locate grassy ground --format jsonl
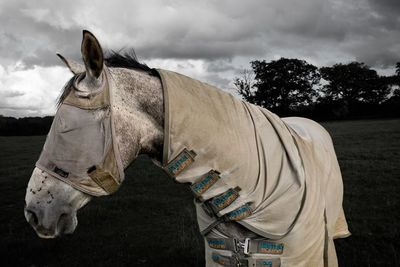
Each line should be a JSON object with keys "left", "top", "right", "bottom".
{"left": 0, "top": 119, "right": 399, "bottom": 266}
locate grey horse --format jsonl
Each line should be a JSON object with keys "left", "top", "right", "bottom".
{"left": 25, "top": 30, "right": 349, "bottom": 267}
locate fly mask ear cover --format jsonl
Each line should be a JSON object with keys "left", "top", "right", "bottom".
{"left": 36, "top": 67, "right": 125, "bottom": 196}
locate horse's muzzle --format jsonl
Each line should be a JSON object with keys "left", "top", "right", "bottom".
{"left": 24, "top": 205, "right": 77, "bottom": 238}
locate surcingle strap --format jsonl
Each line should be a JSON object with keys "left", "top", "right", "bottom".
{"left": 164, "top": 148, "right": 196, "bottom": 177}
{"left": 207, "top": 238, "right": 238, "bottom": 252}
{"left": 200, "top": 203, "right": 253, "bottom": 236}
{"left": 211, "top": 253, "right": 281, "bottom": 267}
{"left": 207, "top": 237, "right": 284, "bottom": 255}
{"left": 164, "top": 148, "right": 251, "bottom": 237}
{"left": 190, "top": 170, "right": 221, "bottom": 197}
{"left": 211, "top": 253, "right": 242, "bottom": 267}
{"left": 201, "top": 187, "right": 241, "bottom": 217}
{"left": 209, "top": 187, "right": 241, "bottom": 212}
{"left": 88, "top": 165, "right": 120, "bottom": 194}
{"left": 251, "top": 241, "right": 284, "bottom": 255}
{"left": 208, "top": 238, "right": 283, "bottom": 267}
{"left": 224, "top": 203, "right": 253, "bottom": 221}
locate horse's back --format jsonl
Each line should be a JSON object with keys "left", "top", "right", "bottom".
{"left": 282, "top": 116, "right": 350, "bottom": 239}
{"left": 282, "top": 117, "right": 332, "bottom": 147}
{"left": 282, "top": 117, "right": 338, "bottom": 177}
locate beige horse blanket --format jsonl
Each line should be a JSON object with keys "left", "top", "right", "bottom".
{"left": 158, "top": 69, "right": 350, "bottom": 267}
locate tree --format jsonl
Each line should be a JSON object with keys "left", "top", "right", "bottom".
{"left": 320, "top": 62, "right": 390, "bottom": 105}
{"left": 234, "top": 69, "right": 254, "bottom": 103}
{"left": 235, "top": 58, "right": 320, "bottom": 115}
{"left": 394, "top": 62, "right": 400, "bottom": 87}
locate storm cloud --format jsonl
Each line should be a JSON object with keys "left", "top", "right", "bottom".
{"left": 0, "top": 0, "right": 399, "bottom": 117}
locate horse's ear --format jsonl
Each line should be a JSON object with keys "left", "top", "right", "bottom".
{"left": 81, "top": 30, "right": 104, "bottom": 79}
{"left": 56, "top": 53, "right": 85, "bottom": 75}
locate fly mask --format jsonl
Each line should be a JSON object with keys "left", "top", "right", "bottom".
{"left": 36, "top": 67, "right": 125, "bottom": 196}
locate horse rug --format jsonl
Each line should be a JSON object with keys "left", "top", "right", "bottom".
{"left": 158, "top": 69, "right": 350, "bottom": 267}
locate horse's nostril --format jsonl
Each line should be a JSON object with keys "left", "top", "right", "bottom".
{"left": 59, "top": 213, "right": 68, "bottom": 223}
{"left": 26, "top": 209, "right": 39, "bottom": 226}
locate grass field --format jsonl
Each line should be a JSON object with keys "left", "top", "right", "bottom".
{"left": 0, "top": 119, "right": 399, "bottom": 267}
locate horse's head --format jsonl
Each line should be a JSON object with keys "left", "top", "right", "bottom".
{"left": 24, "top": 30, "right": 163, "bottom": 238}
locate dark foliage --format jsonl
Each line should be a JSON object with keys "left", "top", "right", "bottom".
{"left": 0, "top": 116, "right": 53, "bottom": 136}
{"left": 233, "top": 69, "right": 254, "bottom": 102}
{"left": 320, "top": 62, "right": 390, "bottom": 105}
{"left": 236, "top": 58, "right": 400, "bottom": 120}
{"left": 235, "top": 58, "right": 320, "bottom": 116}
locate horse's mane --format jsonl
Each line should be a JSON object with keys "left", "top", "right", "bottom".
{"left": 57, "top": 49, "right": 157, "bottom": 106}
{"left": 105, "top": 49, "right": 157, "bottom": 75}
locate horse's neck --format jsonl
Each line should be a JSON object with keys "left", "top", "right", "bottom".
{"left": 108, "top": 68, "right": 260, "bottom": 240}
{"left": 110, "top": 68, "right": 164, "bottom": 168}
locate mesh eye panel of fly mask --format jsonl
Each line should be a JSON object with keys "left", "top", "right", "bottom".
{"left": 36, "top": 67, "right": 125, "bottom": 196}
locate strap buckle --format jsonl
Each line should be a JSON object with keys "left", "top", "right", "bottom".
{"left": 237, "top": 238, "right": 250, "bottom": 255}
{"left": 243, "top": 238, "right": 250, "bottom": 255}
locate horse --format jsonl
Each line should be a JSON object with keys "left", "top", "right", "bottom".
{"left": 24, "top": 30, "right": 350, "bottom": 267}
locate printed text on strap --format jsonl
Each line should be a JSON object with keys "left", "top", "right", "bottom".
{"left": 207, "top": 237, "right": 284, "bottom": 256}
{"left": 163, "top": 148, "right": 196, "bottom": 177}
{"left": 190, "top": 169, "right": 221, "bottom": 197}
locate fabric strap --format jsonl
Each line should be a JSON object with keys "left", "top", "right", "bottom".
{"left": 208, "top": 238, "right": 283, "bottom": 267}
{"left": 163, "top": 147, "right": 253, "bottom": 236}
{"left": 163, "top": 148, "right": 196, "bottom": 177}
{"left": 201, "top": 187, "right": 241, "bottom": 216}
{"left": 63, "top": 72, "right": 109, "bottom": 109}
{"left": 211, "top": 253, "right": 281, "bottom": 267}
{"left": 190, "top": 170, "right": 221, "bottom": 197}
{"left": 207, "top": 238, "right": 238, "bottom": 252}
{"left": 200, "top": 203, "right": 253, "bottom": 236}
{"left": 207, "top": 238, "right": 284, "bottom": 255}
{"left": 87, "top": 141, "right": 121, "bottom": 194}
{"left": 248, "top": 240, "right": 284, "bottom": 255}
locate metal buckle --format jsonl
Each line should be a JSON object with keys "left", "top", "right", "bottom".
{"left": 236, "top": 238, "right": 250, "bottom": 255}
{"left": 243, "top": 238, "right": 250, "bottom": 255}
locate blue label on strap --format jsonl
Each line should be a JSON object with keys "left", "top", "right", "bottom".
{"left": 259, "top": 242, "right": 284, "bottom": 255}
{"left": 256, "top": 259, "right": 273, "bottom": 267}
{"left": 225, "top": 203, "right": 252, "bottom": 221}
{"left": 164, "top": 149, "right": 195, "bottom": 177}
{"left": 190, "top": 170, "right": 220, "bottom": 196}
{"left": 256, "top": 258, "right": 281, "bottom": 267}
{"left": 210, "top": 188, "right": 239, "bottom": 211}
{"left": 207, "top": 239, "right": 227, "bottom": 249}
{"left": 211, "top": 253, "right": 230, "bottom": 266}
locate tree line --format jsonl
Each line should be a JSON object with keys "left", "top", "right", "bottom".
{"left": 1, "top": 59, "right": 399, "bottom": 135}
{"left": 234, "top": 58, "right": 400, "bottom": 120}
{"left": 0, "top": 116, "right": 53, "bottom": 136}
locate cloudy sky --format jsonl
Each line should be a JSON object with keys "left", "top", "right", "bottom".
{"left": 0, "top": 0, "right": 399, "bottom": 117}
